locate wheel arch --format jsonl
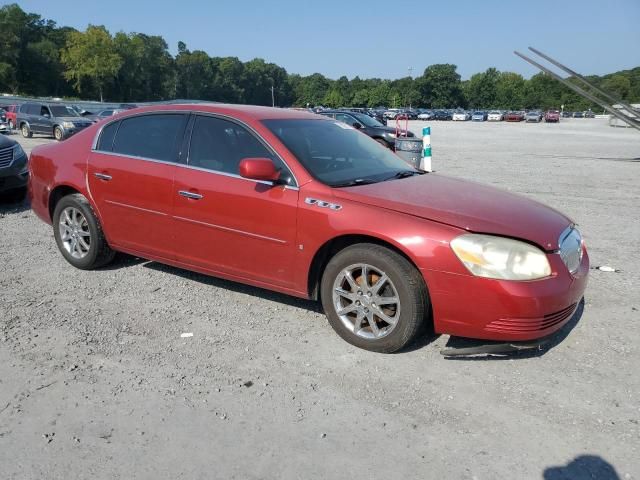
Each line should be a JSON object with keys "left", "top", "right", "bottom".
{"left": 306, "top": 233, "right": 422, "bottom": 300}
{"left": 48, "top": 184, "right": 82, "bottom": 221}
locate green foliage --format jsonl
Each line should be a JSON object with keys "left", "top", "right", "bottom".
{"left": 61, "top": 25, "right": 122, "bottom": 101}
{"left": 1, "top": 3, "right": 638, "bottom": 110}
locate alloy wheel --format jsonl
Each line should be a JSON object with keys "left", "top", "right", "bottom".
{"left": 59, "top": 206, "right": 91, "bottom": 259}
{"left": 332, "top": 263, "right": 401, "bottom": 339}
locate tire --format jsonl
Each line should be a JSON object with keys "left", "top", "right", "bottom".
{"left": 320, "top": 243, "right": 430, "bottom": 353}
{"left": 53, "top": 126, "right": 64, "bottom": 141}
{"left": 52, "top": 193, "right": 115, "bottom": 270}
{"left": 21, "top": 124, "right": 32, "bottom": 138}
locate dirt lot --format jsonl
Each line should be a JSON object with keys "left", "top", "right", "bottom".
{"left": 1, "top": 119, "right": 639, "bottom": 479}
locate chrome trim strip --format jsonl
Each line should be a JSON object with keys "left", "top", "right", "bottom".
{"left": 90, "top": 109, "right": 300, "bottom": 188}
{"left": 104, "top": 199, "right": 168, "bottom": 216}
{"left": 91, "top": 150, "right": 299, "bottom": 191}
{"left": 173, "top": 215, "right": 287, "bottom": 245}
{"left": 304, "top": 197, "right": 342, "bottom": 211}
{"left": 93, "top": 172, "right": 112, "bottom": 180}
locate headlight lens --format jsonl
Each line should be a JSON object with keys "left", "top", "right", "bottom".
{"left": 451, "top": 234, "right": 551, "bottom": 280}
{"left": 62, "top": 121, "right": 74, "bottom": 128}
{"left": 13, "top": 143, "right": 25, "bottom": 160}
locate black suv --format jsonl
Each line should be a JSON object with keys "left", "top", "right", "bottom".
{"left": 0, "top": 135, "right": 28, "bottom": 199}
{"left": 17, "top": 103, "right": 93, "bottom": 141}
{"left": 319, "top": 110, "right": 414, "bottom": 148}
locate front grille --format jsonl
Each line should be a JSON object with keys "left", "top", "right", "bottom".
{"left": 486, "top": 303, "right": 577, "bottom": 334}
{"left": 559, "top": 227, "right": 583, "bottom": 274}
{"left": 0, "top": 146, "right": 13, "bottom": 168}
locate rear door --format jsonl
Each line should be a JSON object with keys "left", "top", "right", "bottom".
{"left": 172, "top": 114, "right": 299, "bottom": 288}
{"left": 87, "top": 113, "right": 188, "bottom": 260}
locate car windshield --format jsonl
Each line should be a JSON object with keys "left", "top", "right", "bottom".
{"left": 351, "top": 112, "right": 383, "bottom": 127}
{"left": 473, "top": 112, "right": 484, "bottom": 115}
{"left": 262, "top": 119, "right": 418, "bottom": 187}
{"left": 49, "top": 105, "right": 79, "bottom": 117}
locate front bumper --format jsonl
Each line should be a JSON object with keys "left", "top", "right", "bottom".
{"left": 61, "top": 124, "right": 91, "bottom": 138}
{"left": 0, "top": 153, "right": 28, "bottom": 192}
{"left": 422, "top": 247, "right": 589, "bottom": 341}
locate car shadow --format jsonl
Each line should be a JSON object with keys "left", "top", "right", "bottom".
{"left": 142, "top": 261, "right": 321, "bottom": 314}
{"left": 0, "top": 196, "right": 30, "bottom": 214}
{"left": 441, "top": 298, "right": 585, "bottom": 361}
{"left": 543, "top": 455, "right": 620, "bottom": 479}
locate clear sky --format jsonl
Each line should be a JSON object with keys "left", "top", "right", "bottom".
{"left": 13, "top": 0, "right": 640, "bottom": 80}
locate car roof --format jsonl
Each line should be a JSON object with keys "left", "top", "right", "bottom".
{"left": 116, "top": 103, "right": 322, "bottom": 122}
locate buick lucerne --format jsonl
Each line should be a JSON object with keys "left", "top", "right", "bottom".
{"left": 29, "top": 105, "right": 588, "bottom": 353}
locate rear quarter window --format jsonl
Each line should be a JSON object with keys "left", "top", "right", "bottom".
{"left": 96, "top": 121, "right": 120, "bottom": 152}
{"left": 111, "top": 114, "right": 186, "bottom": 162}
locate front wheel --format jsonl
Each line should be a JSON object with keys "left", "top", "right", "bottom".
{"left": 21, "top": 124, "right": 32, "bottom": 138}
{"left": 54, "top": 126, "right": 64, "bottom": 141}
{"left": 321, "top": 244, "right": 430, "bottom": 353}
{"left": 52, "top": 193, "right": 115, "bottom": 269}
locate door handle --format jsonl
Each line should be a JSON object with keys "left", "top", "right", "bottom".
{"left": 94, "top": 172, "right": 112, "bottom": 181}
{"left": 179, "top": 190, "right": 203, "bottom": 200}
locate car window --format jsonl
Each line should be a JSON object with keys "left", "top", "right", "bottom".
{"left": 26, "top": 104, "right": 40, "bottom": 115}
{"left": 96, "top": 121, "right": 120, "bottom": 152}
{"left": 100, "top": 110, "right": 113, "bottom": 117}
{"left": 112, "top": 114, "right": 186, "bottom": 162}
{"left": 335, "top": 113, "right": 356, "bottom": 126}
{"left": 40, "top": 106, "right": 50, "bottom": 117}
{"left": 188, "top": 115, "right": 291, "bottom": 181}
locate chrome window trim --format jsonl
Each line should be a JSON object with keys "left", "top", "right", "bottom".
{"left": 91, "top": 109, "right": 299, "bottom": 188}
{"left": 90, "top": 150, "right": 299, "bottom": 191}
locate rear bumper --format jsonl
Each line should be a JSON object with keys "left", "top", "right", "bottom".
{"left": 422, "top": 248, "right": 589, "bottom": 341}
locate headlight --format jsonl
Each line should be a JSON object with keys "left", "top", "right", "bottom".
{"left": 451, "top": 234, "right": 551, "bottom": 280}
{"left": 13, "top": 143, "right": 25, "bottom": 160}
{"left": 62, "top": 121, "right": 74, "bottom": 128}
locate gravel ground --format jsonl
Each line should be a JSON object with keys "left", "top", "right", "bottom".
{"left": 1, "top": 119, "right": 639, "bottom": 479}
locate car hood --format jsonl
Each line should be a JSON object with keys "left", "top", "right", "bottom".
{"left": 333, "top": 174, "right": 571, "bottom": 250}
{"left": 58, "top": 116, "right": 92, "bottom": 123}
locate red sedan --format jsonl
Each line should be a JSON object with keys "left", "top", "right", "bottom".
{"left": 505, "top": 111, "right": 525, "bottom": 122}
{"left": 28, "top": 104, "right": 588, "bottom": 353}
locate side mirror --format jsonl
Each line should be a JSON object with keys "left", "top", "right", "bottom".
{"left": 239, "top": 157, "right": 281, "bottom": 182}
{"left": 352, "top": 122, "right": 363, "bottom": 129}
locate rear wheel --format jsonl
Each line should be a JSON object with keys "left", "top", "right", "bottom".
{"left": 52, "top": 193, "right": 115, "bottom": 270}
{"left": 21, "top": 124, "right": 32, "bottom": 138}
{"left": 321, "top": 243, "right": 430, "bottom": 353}
{"left": 53, "top": 126, "right": 64, "bottom": 141}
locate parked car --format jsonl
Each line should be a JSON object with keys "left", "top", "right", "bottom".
{"left": 432, "top": 110, "right": 452, "bottom": 121}
{"left": 17, "top": 102, "right": 93, "bottom": 141}
{"left": 452, "top": 111, "right": 471, "bottom": 121}
{"left": 505, "top": 111, "right": 525, "bottom": 122}
{"left": 471, "top": 111, "right": 487, "bottom": 121}
{"left": 28, "top": 104, "right": 589, "bottom": 353}
{"left": 525, "top": 111, "right": 543, "bottom": 123}
{"left": 561, "top": 111, "right": 573, "bottom": 118}
{"left": 4, "top": 104, "right": 18, "bottom": 129}
{"left": 487, "top": 110, "right": 504, "bottom": 121}
{"left": 85, "top": 109, "right": 128, "bottom": 123}
{"left": 320, "top": 110, "right": 414, "bottom": 148}
{"left": 417, "top": 111, "right": 433, "bottom": 120}
{"left": 383, "top": 109, "right": 402, "bottom": 120}
{"left": 0, "top": 134, "right": 28, "bottom": 200}
{"left": 544, "top": 110, "right": 560, "bottom": 123}
{"left": 573, "top": 111, "right": 584, "bottom": 118}
{"left": 584, "top": 110, "right": 595, "bottom": 118}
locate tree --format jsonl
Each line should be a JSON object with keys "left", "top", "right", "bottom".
{"left": 495, "top": 72, "right": 525, "bottom": 109}
{"left": 418, "top": 64, "right": 465, "bottom": 108}
{"left": 465, "top": 67, "right": 499, "bottom": 108}
{"left": 61, "top": 25, "right": 122, "bottom": 101}
{"left": 601, "top": 74, "right": 631, "bottom": 101}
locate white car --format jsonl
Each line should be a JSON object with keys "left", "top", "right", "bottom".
{"left": 452, "top": 111, "right": 470, "bottom": 121}
{"left": 383, "top": 109, "right": 402, "bottom": 119}
{"left": 417, "top": 111, "right": 433, "bottom": 120}
{"left": 487, "top": 110, "right": 504, "bottom": 121}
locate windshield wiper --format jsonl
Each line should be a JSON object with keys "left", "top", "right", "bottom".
{"left": 332, "top": 178, "right": 380, "bottom": 188}
{"left": 382, "top": 170, "right": 423, "bottom": 181}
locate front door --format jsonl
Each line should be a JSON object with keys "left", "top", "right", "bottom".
{"left": 172, "top": 115, "right": 299, "bottom": 289}
{"left": 87, "top": 113, "right": 188, "bottom": 260}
